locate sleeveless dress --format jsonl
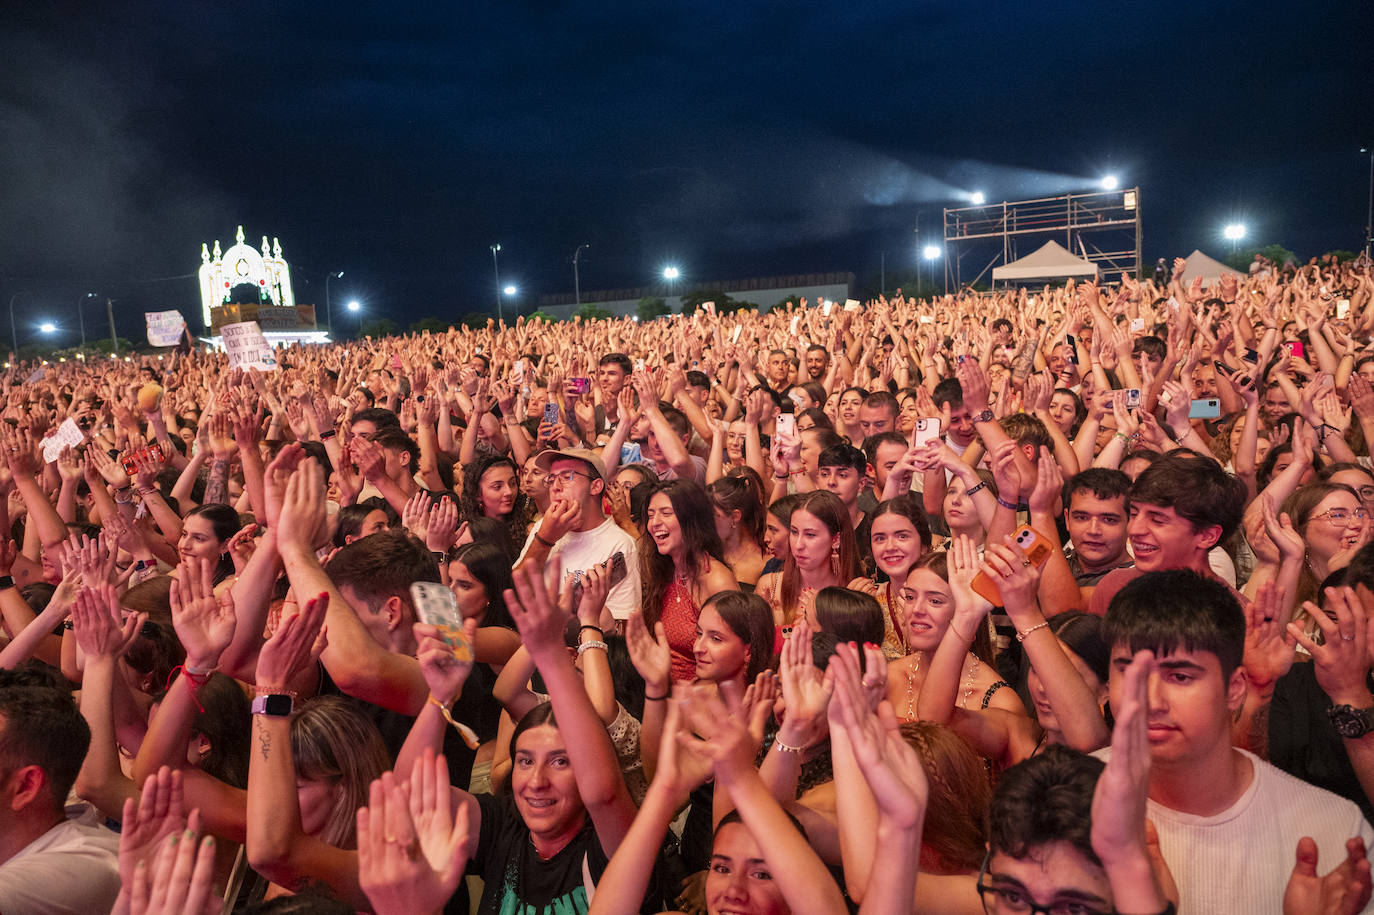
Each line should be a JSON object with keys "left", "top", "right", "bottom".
{"left": 660, "top": 579, "right": 701, "bottom": 683}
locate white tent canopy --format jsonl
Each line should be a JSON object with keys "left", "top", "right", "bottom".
{"left": 992, "top": 240, "right": 1099, "bottom": 283}
{"left": 1178, "top": 249, "right": 1244, "bottom": 286}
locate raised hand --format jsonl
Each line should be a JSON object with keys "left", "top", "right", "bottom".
{"left": 275, "top": 458, "right": 327, "bottom": 552}
{"left": 118, "top": 767, "right": 191, "bottom": 891}
{"left": 357, "top": 751, "right": 472, "bottom": 915}
{"left": 828, "top": 643, "right": 928, "bottom": 829}
{"left": 1242, "top": 580, "right": 1297, "bottom": 692}
{"left": 980, "top": 539, "right": 1043, "bottom": 617}
{"left": 401, "top": 491, "right": 434, "bottom": 541}
{"left": 255, "top": 591, "right": 328, "bottom": 691}
{"left": 505, "top": 559, "right": 571, "bottom": 657}
{"left": 1026, "top": 445, "right": 1064, "bottom": 515}
{"left": 127, "top": 823, "right": 218, "bottom": 915}
{"left": 1283, "top": 837, "right": 1373, "bottom": 915}
{"left": 1289, "top": 587, "right": 1374, "bottom": 709}
{"left": 625, "top": 610, "right": 671, "bottom": 693}
{"left": 776, "top": 619, "right": 833, "bottom": 749}
{"left": 169, "top": 556, "right": 236, "bottom": 671}
{"left": 414, "top": 617, "right": 478, "bottom": 706}
{"left": 72, "top": 583, "right": 144, "bottom": 660}
{"left": 425, "top": 496, "right": 459, "bottom": 554}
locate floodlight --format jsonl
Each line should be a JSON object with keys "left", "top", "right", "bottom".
{"left": 503, "top": 285, "right": 517, "bottom": 295}
{"left": 970, "top": 192, "right": 986, "bottom": 205}
{"left": 662, "top": 267, "right": 680, "bottom": 280}
{"left": 1223, "top": 223, "right": 1246, "bottom": 241}
{"left": 346, "top": 300, "right": 361, "bottom": 312}
{"left": 1101, "top": 175, "right": 1119, "bottom": 190}
{"left": 39, "top": 322, "right": 56, "bottom": 333}
{"left": 923, "top": 245, "right": 942, "bottom": 260}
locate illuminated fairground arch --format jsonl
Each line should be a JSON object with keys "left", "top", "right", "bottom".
{"left": 197, "top": 226, "right": 297, "bottom": 328}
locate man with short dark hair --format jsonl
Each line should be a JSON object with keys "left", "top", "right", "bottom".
{"left": 1062, "top": 468, "right": 1134, "bottom": 593}
{"left": 1088, "top": 450, "right": 1248, "bottom": 616}
{"left": 858, "top": 391, "right": 899, "bottom": 439}
{"left": 594, "top": 353, "right": 634, "bottom": 433}
{"left": 0, "top": 683, "right": 120, "bottom": 913}
{"left": 1101, "top": 571, "right": 1374, "bottom": 913}
{"left": 804, "top": 344, "right": 830, "bottom": 382}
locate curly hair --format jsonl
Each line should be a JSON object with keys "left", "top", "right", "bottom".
{"left": 460, "top": 453, "right": 533, "bottom": 544}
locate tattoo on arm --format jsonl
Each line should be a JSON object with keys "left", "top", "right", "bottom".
{"left": 204, "top": 458, "right": 231, "bottom": 506}
{"left": 257, "top": 726, "right": 271, "bottom": 761}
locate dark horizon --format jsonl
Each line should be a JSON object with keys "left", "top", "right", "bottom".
{"left": 2, "top": 1, "right": 1371, "bottom": 341}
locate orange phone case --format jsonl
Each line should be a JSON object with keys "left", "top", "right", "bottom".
{"left": 970, "top": 525, "right": 1054, "bottom": 606}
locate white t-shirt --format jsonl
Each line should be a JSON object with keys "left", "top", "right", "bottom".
{"left": 518, "top": 516, "right": 641, "bottom": 622}
{"left": 1094, "top": 747, "right": 1374, "bottom": 914}
{"left": 0, "top": 809, "right": 121, "bottom": 915}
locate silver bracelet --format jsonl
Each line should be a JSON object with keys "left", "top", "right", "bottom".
{"left": 576, "top": 640, "right": 608, "bottom": 655}
{"left": 772, "top": 735, "right": 805, "bottom": 754}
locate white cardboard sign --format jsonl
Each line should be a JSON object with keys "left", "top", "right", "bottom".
{"left": 221, "top": 321, "right": 278, "bottom": 372}
{"left": 145, "top": 310, "right": 186, "bottom": 347}
{"left": 41, "top": 418, "right": 85, "bottom": 463}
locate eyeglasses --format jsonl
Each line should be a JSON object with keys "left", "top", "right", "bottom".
{"left": 1357, "top": 486, "right": 1374, "bottom": 503}
{"left": 975, "top": 853, "right": 1109, "bottom": 915}
{"left": 1308, "top": 507, "right": 1369, "bottom": 527}
{"left": 543, "top": 469, "right": 591, "bottom": 487}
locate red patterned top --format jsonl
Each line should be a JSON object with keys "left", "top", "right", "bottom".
{"left": 661, "top": 579, "right": 701, "bottom": 683}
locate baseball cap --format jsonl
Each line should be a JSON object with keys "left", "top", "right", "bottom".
{"left": 533, "top": 447, "right": 607, "bottom": 482}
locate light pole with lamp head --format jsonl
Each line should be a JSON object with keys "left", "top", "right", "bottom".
{"left": 573, "top": 244, "right": 590, "bottom": 307}
{"left": 490, "top": 245, "right": 503, "bottom": 323}
{"left": 7, "top": 293, "right": 20, "bottom": 353}
{"left": 325, "top": 270, "right": 343, "bottom": 336}
{"left": 77, "top": 292, "right": 96, "bottom": 347}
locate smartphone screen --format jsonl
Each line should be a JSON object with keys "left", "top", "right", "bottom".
{"left": 1065, "top": 335, "right": 1079, "bottom": 364}
{"left": 409, "top": 582, "right": 474, "bottom": 662}
{"left": 1124, "top": 389, "right": 1141, "bottom": 410}
{"left": 542, "top": 402, "right": 560, "bottom": 426}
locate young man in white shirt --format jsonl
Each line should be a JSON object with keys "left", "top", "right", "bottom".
{"left": 1100, "top": 570, "right": 1374, "bottom": 914}
{"left": 518, "top": 448, "right": 640, "bottom": 627}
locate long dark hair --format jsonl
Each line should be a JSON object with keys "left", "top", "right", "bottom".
{"left": 184, "top": 503, "right": 240, "bottom": 583}
{"left": 460, "top": 453, "right": 532, "bottom": 544}
{"left": 702, "top": 591, "right": 775, "bottom": 684}
{"left": 708, "top": 472, "right": 766, "bottom": 546}
{"left": 448, "top": 541, "right": 516, "bottom": 630}
{"left": 780, "top": 490, "right": 856, "bottom": 618}
{"left": 641, "top": 480, "right": 727, "bottom": 629}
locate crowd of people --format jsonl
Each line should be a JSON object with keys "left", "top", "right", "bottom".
{"left": 2, "top": 253, "right": 1374, "bottom": 914}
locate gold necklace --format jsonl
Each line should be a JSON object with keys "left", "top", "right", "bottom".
{"left": 903, "top": 653, "right": 924, "bottom": 720}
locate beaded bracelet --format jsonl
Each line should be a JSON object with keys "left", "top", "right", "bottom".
{"left": 1016, "top": 621, "right": 1050, "bottom": 643}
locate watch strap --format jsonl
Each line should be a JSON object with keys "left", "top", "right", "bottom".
{"left": 0, "top": 575, "right": 14, "bottom": 591}
{"left": 251, "top": 694, "right": 295, "bottom": 717}
{"left": 1328, "top": 703, "right": 1374, "bottom": 738}
{"left": 972, "top": 409, "right": 995, "bottom": 424}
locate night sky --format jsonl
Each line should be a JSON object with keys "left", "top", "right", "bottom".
{"left": 2, "top": 0, "right": 1371, "bottom": 338}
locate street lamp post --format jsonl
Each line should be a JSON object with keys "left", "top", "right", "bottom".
{"left": 77, "top": 292, "right": 96, "bottom": 347}
{"left": 573, "top": 244, "right": 590, "bottom": 307}
{"left": 1362, "top": 147, "right": 1372, "bottom": 261}
{"left": 490, "top": 244, "right": 503, "bottom": 323}
{"left": 325, "top": 270, "right": 343, "bottom": 336}
{"left": 7, "top": 293, "right": 20, "bottom": 352}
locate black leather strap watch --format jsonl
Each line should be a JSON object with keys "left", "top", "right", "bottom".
{"left": 1328, "top": 704, "right": 1374, "bottom": 739}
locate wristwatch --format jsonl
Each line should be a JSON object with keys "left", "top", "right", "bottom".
{"left": 1328, "top": 704, "right": 1374, "bottom": 739}
{"left": 251, "top": 694, "right": 294, "bottom": 717}
{"left": 972, "top": 408, "right": 995, "bottom": 424}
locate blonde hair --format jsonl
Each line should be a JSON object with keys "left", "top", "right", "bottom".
{"left": 290, "top": 696, "right": 391, "bottom": 848}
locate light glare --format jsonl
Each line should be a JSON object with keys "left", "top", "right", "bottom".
{"left": 970, "top": 191, "right": 986, "bottom": 205}
{"left": 662, "top": 266, "right": 680, "bottom": 280}
{"left": 1223, "top": 223, "right": 1246, "bottom": 240}
{"left": 39, "top": 322, "right": 56, "bottom": 333}
{"left": 503, "top": 285, "right": 517, "bottom": 295}
{"left": 346, "top": 300, "right": 361, "bottom": 312}
{"left": 922, "top": 244, "right": 942, "bottom": 261}
{"left": 1101, "top": 175, "right": 1119, "bottom": 190}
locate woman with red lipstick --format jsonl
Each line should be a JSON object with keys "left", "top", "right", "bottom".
{"left": 640, "top": 480, "right": 740, "bottom": 684}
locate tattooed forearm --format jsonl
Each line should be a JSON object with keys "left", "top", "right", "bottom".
{"left": 257, "top": 725, "right": 272, "bottom": 761}
{"left": 204, "top": 459, "right": 231, "bottom": 506}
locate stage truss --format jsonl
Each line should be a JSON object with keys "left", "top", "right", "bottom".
{"left": 941, "top": 188, "right": 1142, "bottom": 290}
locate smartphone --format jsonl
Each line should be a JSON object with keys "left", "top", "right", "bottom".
{"left": 911, "top": 417, "right": 940, "bottom": 448}
{"left": 409, "top": 582, "right": 474, "bottom": 662}
{"left": 1285, "top": 341, "right": 1305, "bottom": 358}
{"left": 608, "top": 551, "right": 628, "bottom": 588}
{"left": 1336, "top": 299, "right": 1351, "bottom": 320}
{"left": 1189, "top": 398, "right": 1221, "bottom": 419}
{"left": 570, "top": 377, "right": 590, "bottom": 395}
{"left": 634, "top": 358, "right": 646, "bottom": 371}
{"left": 843, "top": 301, "right": 861, "bottom": 312}
{"left": 775, "top": 413, "right": 797, "bottom": 440}
{"left": 1124, "top": 389, "right": 1141, "bottom": 410}
{"left": 971, "top": 526, "right": 1054, "bottom": 606}
{"left": 788, "top": 389, "right": 807, "bottom": 409}
{"left": 790, "top": 315, "right": 801, "bottom": 334}
{"left": 475, "top": 345, "right": 483, "bottom": 354}
{"left": 511, "top": 361, "right": 526, "bottom": 385}
{"left": 1243, "top": 348, "right": 1260, "bottom": 364}
{"left": 822, "top": 301, "right": 834, "bottom": 317}
{"left": 918, "top": 315, "right": 934, "bottom": 324}
{"left": 542, "top": 402, "right": 560, "bottom": 426}
{"left": 1065, "top": 334, "right": 1079, "bottom": 365}
{"left": 1129, "top": 318, "right": 1145, "bottom": 332}
{"left": 731, "top": 326, "right": 743, "bottom": 344}
{"left": 956, "top": 354, "right": 968, "bottom": 364}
